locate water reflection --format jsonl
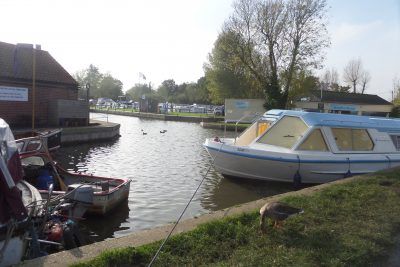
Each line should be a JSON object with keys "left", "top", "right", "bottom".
{"left": 201, "top": 174, "right": 294, "bottom": 211}
{"left": 54, "top": 113, "right": 293, "bottom": 241}
{"left": 54, "top": 139, "right": 119, "bottom": 173}
{"left": 80, "top": 200, "right": 130, "bottom": 243}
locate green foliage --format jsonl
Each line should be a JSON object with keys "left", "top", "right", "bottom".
{"left": 205, "top": 31, "right": 264, "bottom": 105}
{"left": 73, "top": 171, "right": 400, "bottom": 267}
{"left": 73, "top": 65, "right": 123, "bottom": 100}
{"left": 155, "top": 78, "right": 210, "bottom": 104}
{"left": 390, "top": 106, "right": 400, "bottom": 118}
{"left": 287, "top": 70, "right": 319, "bottom": 107}
{"left": 126, "top": 83, "right": 154, "bottom": 101}
{"left": 156, "top": 79, "right": 178, "bottom": 102}
{"left": 98, "top": 74, "right": 123, "bottom": 100}
{"left": 331, "top": 83, "right": 351, "bottom": 93}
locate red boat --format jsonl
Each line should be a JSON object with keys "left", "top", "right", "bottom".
{"left": 14, "top": 128, "right": 62, "bottom": 152}
{"left": 0, "top": 119, "right": 32, "bottom": 266}
{"left": 16, "top": 136, "right": 131, "bottom": 215}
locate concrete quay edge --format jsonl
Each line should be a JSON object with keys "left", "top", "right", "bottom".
{"left": 19, "top": 174, "right": 366, "bottom": 267}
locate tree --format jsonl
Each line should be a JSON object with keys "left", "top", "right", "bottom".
{"left": 204, "top": 30, "right": 265, "bottom": 104}
{"left": 321, "top": 68, "right": 339, "bottom": 91}
{"left": 360, "top": 71, "right": 371, "bottom": 94}
{"left": 343, "top": 59, "right": 362, "bottom": 93}
{"left": 126, "top": 83, "right": 153, "bottom": 101}
{"left": 393, "top": 76, "right": 400, "bottom": 105}
{"left": 157, "top": 79, "right": 178, "bottom": 102}
{"left": 330, "top": 84, "right": 351, "bottom": 93}
{"left": 73, "top": 70, "right": 88, "bottom": 99}
{"left": 193, "top": 77, "right": 210, "bottom": 104}
{"left": 343, "top": 59, "right": 371, "bottom": 94}
{"left": 73, "top": 65, "right": 125, "bottom": 99}
{"left": 220, "top": 0, "right": 329, "bottom": 109}
{"left": 288, "top": 70, "right": 319, "bottom": 107}
{"left": 98, "top": 74, "right": 123, "bottom": 100}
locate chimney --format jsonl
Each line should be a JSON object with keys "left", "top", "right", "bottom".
{"left": 35, "top": 44, "right": 41, "bottom": 50}
{"left": 16, "top": 43, "right": 33, "bottom": 49}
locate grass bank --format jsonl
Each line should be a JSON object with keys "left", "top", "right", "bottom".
{"left": 73, "top": 171, "right": 400, "bottom": 266}
{"left": 91, "top": 107, "right": 223, "bottom": 119}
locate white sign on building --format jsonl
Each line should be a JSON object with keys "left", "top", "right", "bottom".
{"left": 0, "top": 86, "right": 28, "bottom": 102}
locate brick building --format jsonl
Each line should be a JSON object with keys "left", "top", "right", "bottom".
{"left": 0, "top": 41, "right": 86, "bottom": 127}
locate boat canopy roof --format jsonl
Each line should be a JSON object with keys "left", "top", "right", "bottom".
{"left": 0, "top": 118, "right": 18, "bottom": 160}
{"left": 262, "top": 110, "right": 400, "bottom": 132}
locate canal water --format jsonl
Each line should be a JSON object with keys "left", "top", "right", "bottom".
{"left": 54, "top": 113, "right": 294, "bottom": 243}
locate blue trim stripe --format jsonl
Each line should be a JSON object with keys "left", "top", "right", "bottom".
{"left": 204, "top": 145, "right": 400, "bottom": 164}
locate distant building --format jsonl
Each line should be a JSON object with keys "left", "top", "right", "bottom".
{"left": 139, "top": 97, "right": 158, "bottom": 113}
{"left": 0, "top": 41, "right": 88, "bottom": 127}
{"left": 225, "top": 99, "right": 266, "bottom": 123}
{"left": 295, "top": 90, "right": 393, "bottom": 117}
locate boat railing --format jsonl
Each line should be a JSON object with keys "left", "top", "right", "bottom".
{"left": 228, "top": 113, "right": 263, "bottom": 144}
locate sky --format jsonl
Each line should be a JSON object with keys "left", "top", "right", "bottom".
{"left": 0, "top": 0, "right": 399, "bottom": 100}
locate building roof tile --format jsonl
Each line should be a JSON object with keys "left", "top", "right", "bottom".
{"left": 303, "top": 90, "right": 392, "bottom": 105}
{"left": 0, "top": 41, "right": 77, "bottom": 86}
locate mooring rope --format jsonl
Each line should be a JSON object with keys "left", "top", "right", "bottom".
{"left": 148, "top": 141, "right": 224, "bottom": 267}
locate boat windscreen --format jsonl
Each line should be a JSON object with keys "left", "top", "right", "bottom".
{"left": 257, "top": 116, "right": 308, "bottom": 149}
{"left": 235, "top": 120, "right": 272, "bottom": 146}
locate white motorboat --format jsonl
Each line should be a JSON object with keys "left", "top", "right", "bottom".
{"left": 204, "top": 110, "right": 400, "bottom": 184}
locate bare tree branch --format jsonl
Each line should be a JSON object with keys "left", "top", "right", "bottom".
{"left": 343, "top": 58, "right": 362, "bottom": 93}
{"left": 360, "top": 71, "right": 371, "bottom": 94}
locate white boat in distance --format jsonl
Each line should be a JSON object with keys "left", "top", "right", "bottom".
{"left": 204, "top": 110, "right": 400, "bottom": 184}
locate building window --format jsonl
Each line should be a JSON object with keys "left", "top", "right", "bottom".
{"left": 332, "top": 128, "right": 374, "bottom": 151}
{"left": 297, "top": 129, "right": 329, "bottom": 151}
{"left": 257, "top": 116, "right": 308, "bottom": 149}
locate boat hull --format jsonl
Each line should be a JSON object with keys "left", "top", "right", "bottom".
{"left": 38, "top": 167, "right": 131, "bottom": 216}
{"left": 0, "top": 236, "right": 27, "bottom": 267}
{"left": 204, "top": 139, "right": 400, "bottom": 184}
{"left": 87, "top": 179, "right": 131, "bottom": 215}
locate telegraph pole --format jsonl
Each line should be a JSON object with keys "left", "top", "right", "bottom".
{"left": 32, "top": 46, "right": 36, "bottom": 131}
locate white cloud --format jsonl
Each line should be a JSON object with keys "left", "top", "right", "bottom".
{"left": 0, "top": 0, "right": 233, "bottom": 90}
{"left": 331, "top": 20, "right": 383, "bottom": 46}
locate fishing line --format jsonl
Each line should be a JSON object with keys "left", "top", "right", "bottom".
{"left": 148, "top": 141, "right": 224, "bottom": 267}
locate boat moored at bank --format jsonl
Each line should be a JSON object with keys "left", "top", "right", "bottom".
{"left": 204, "top": 110, "right": 400, "bottom": 184}
{"left": 16, "top": 136, "right": 131, "bottom": 215}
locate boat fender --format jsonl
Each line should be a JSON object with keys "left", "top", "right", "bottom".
{"left": 36, "top": 169, "right": 54, "bottom": 190}
{"left": 344, "top": 170, "right": 352, "bottom": 178}
{"left": 47, "top": 223, "right": 63, "bottom": 242}
{"left": 293, "top": 171, "right": 302, "bottom": 190}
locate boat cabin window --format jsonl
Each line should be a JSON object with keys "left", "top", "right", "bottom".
{"left": 332, "top": 128, "right": 374, "bottom": 151}
{"left": 25, "top": 140, "right": 42, "bottom": 153}
{"left": 390, "top": 135, "right": 400, "bottom": 150}
{"left": 297, "top": 129, "right": 329, "bottom": 151}
{"left": 257, "top": 116, "right": 308, "bottom": 149}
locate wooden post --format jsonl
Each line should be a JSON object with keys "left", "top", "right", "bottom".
{"left": 32, "top": 47, "right": 36, "bottom": 131}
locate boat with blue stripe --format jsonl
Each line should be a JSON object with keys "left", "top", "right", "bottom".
{"left": 203, "top": 110, "right": 400, "bottom": 184}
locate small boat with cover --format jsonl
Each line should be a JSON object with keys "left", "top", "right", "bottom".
{"left": 16, "top": 136, "right": 131, "bottom": 215}
{"left": 204, "top": 110, "right": 400, "bottom": 184}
